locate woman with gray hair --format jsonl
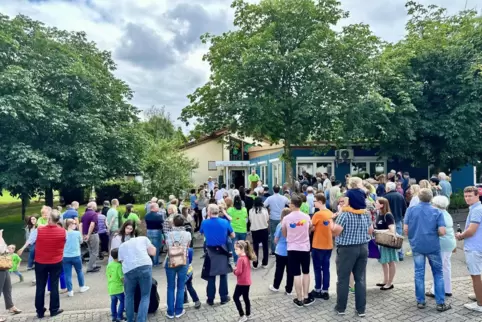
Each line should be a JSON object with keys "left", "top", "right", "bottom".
{"left": 426, "top": 195, "right": 456, "bottom": 298}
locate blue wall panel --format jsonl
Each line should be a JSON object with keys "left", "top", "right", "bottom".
{"left": 451, "top": 165, "right": 475, "bottom": 192}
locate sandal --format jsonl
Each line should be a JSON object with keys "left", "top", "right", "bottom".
{"left": 376, "top": 283, "right": 386, "bottom": 287}
{"left": 9, "top": 307, "right": 22, "bottom": 314}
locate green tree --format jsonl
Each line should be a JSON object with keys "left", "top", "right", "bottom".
{"left": 181, "top": 0, "right": 382, "bottom": 183}
{"left": 366, "top": 2, "right": 482, "bottom": 169}
{"left": 141, "top": 106, "right": 187, "bottom": 144}
{"left": 0, "top": 14, "right": 141, "bottom": 210}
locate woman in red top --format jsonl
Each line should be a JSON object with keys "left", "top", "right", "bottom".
{"left": 233, "top": 240, "right": 256, "bottom": 322}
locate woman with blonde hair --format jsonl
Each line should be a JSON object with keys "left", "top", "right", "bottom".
{"left": 374, "top": 197, "right": 398, "bottom": 290}
{"left": 408, "top": 184, "right": 421, "bottom": 208}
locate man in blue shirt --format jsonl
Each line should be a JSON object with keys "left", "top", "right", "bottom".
{"left": 456, "top": 186, "right": 482, "bottom": 312}
{"left": 438, "top": 172, "right": 452, "bottom": 199}
{"left": 200, "top": 204, "right": 235, "bottom": 305}
{"left": 404, "top": 188, "right": 450, "bottom": 312}
{"left": 62, "top": 201, "right": 79, "bottom": 225}
{"left": 264, "top": 186, "right": 289, "bottom": 254}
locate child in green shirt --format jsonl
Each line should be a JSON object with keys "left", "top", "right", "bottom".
{"left": 300, "top": 194, "right": 310, "bottom": 215}
{"left": 8, "top": 245, "right": 23, "bottom": 282}
{"left": 106, "top": 248, "right": 124, "bottom": 322}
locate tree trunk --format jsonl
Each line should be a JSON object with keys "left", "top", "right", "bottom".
{"left": 45, "top": 186, "right": 54, "bottom": 207}
{"left": 21, "top": 193, "right": 29, "bottom": 221}
{"left": 283, "top": 143, "right": 295, "bottom": 191}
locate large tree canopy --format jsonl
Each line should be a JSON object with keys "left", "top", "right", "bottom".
{"left": 364, "top": 2, "right": 482, "bottom": 170}
{"left": 181, "top": 0, "right": 383, "bottom": 182}
{"left": 0, "top": 14, "right": 141, "bottom": 208}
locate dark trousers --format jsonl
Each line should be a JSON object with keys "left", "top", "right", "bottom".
{"left": 194, "top": 209, "right": 202, "bottom": 232}
{"left": 184, "top": 275, "right": 199, "bottom": 303}
{"left": 233, "top": 285, "right": 250, "bottom": 317}
{"left": 273, "top": 254, "right": 293, "bottom": 293}
{"left": 99, "top": 232, "right": 109, "bottom": 253}
{"left": 251, "top": 228, "right": 269, "bottom": 267}
{"left": 335, "top": 244, "right": 368, "bottom": 313}
{"left": 35, "top": 261, "right": 63, "bottom": 316}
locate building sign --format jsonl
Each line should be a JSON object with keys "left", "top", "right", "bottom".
{"left": 215, "top": 161, "right": 251, "bottom": 167}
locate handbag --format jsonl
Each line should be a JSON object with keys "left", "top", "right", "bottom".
{"left": 368, "top": 239, "right": 381, "bottom": 259}
{"left": 0, "top": 253, "right": 13, "bottom": 270}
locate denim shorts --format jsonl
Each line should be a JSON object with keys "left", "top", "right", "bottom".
{"left": 465, "top": 250, "right": 482, "bottom": 275}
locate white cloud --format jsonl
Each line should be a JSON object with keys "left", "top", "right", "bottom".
{"left": 0, "top": 0, "right": 479, "bottom": 129}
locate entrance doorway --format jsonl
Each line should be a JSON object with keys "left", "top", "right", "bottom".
{"left": 230, "top": 170, "right": 246, "bottom": 189}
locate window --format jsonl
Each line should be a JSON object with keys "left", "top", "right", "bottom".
{"left": 296, "top": 159, "right": 334, "bottom": 180}
{"left": 350, "top": 158, "right": 387, "bottom": 178}
{"left": 260, "top": 165, "right": 267, "bottom": 183}
{"left": 297, "top": 163, "right": 314, "bottom": 178}
{"left": 272, "top": 163, "right": 282, "bottom": 186}
{"left": 208, "top": 161, "right": 217, "bottom": 171}
{"left": 370, "top": 162, "right": 386, "bottom": 176}
{"left": 316, "top": 162, "right": 332, "bottom": 176}
{"left": 351, "top": 162, "right": 368, "bottom": 177}
{"left": 476, "top": 161, "right": 482, "bottom": 184}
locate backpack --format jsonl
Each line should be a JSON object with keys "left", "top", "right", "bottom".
{"left": 168, "top": 233, "right": 187, "bottom": 268}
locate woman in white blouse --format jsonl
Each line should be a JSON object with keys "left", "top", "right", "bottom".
{"left": 249, "top": 197, "right": 269, "bottom": 268}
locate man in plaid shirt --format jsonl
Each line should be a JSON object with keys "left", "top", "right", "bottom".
{"left": 333, "top": 209, "right": 373, "bottom": 317}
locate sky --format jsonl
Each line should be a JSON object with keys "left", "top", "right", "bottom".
{"left": 0, "top": 0, "right": 478, "bottom": 128}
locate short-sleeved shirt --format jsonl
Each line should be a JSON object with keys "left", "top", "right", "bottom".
{"left": 9, "top": 254, "right": 21, "bottom": 272}
{"left": 121, "top": 212, "right": 140, "bottom": 225}
{"left": 282, "top": 210, "right": 311, "bottom": 252}
{"left": 200, "top": 217, "right": 233, "bottom": 247}
{"left": 263, "top": 194, "right": 289, "bottom": 221}
{"left": 37, "top": 217, "right": 48, "bottom": 227}
{"left": 439, "top": 180, "right": 452, "bottom": 199}
{"left": 64, "top": 230, "right": 82, "bottom": 257}
{"left": 312, "top": 209, "right": 333, "bottom": 250}
{"left": 106, "top": 261, "right": 124, "bottom": 295}
{"left": 439, "top": 210, "right": 456, "bottom": 252}
{"left": 248, "top": 174, "right": 260, "bottom": 183}
{"left": 106, "top": 208, "right": 119, "bottom": 232}
{"left": 118, "top": 236, "right": 153, "bottom": 274}
{"left": 335, "top": 212, "right": 371, "bottom": 246}
{"left": 404, "top": 202, "right": 445, "bottom": 254}
{"left": 464, "top": 202, "right": 482, "bottom": 252}
{"left": 227, "top": 207, "right": 248, "bottom": 233}
{"left": 274, "top": 223, "right": 287, "bottom": 256}
{"left": 81, "top": 210, "right": 98, "bottom": 235}
{"left": 375, "top": 213, "right": 395, "bottom": 230}
{"left": 190, "top": 194, "right": 197, "bottom": 209}
{"left": 62, "top": 209, "right": 78, "bottom": 221}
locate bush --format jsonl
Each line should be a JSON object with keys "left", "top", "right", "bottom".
{"left": 449, "top": 191, "right": 468, "bottom": 210}
{"left": 95, "top": 179, "right": 142, "bottom": 204}
{"left": 60, "top": 187, "right": 91, "bottom": 205}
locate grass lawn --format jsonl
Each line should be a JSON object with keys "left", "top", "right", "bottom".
{"left": 0, "top": 190, "right": 147, "bottom": 249}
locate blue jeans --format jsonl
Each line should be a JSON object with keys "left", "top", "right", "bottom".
{"left": 413, "top": 251, "right": 445, "bottom": 304}
{"left": 147, "top": 230, "right": 162, "bottom": 266}
{"left": 124, "top": 265, "right": 152, "bottom": 322}
{"left": 184, "top": 275, "right": 199, "bottom": 302}
{"left": 233, "top": 233, "right": 247, "bottom": 263}
{"left": 269, "top": 219, "right": 280, "bottom": 253}
{"left": 166, "top": 264, "right": 188, "bottom": 316}
{"left": 28, "top": 243, "right": 36, "bottom": 269}
{"left": 395, "top": 221, "right": 404, "bottom": 260}
{"left": 206, "top": 275, "right": 229, "bottom": 303}
{"left": 110, "top": 293, "right": 125, "bottom": 321}
{"left": 63, "top": 256, "right": 85, "bottom": 292}
{"left": 312, "top": 249, "right": 332, "bottom": 291}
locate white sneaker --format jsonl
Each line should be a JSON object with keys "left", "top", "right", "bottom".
{"left": 175, "top": 310, "right": 186, "bottom": 318}
{"left": 238, "top": 316, "right": 248, "bottom": 322}
{"left": 469, "top": 293, "right": 477, "bottom": 301}
{"left": 464, "top": 302, "right": 482, "bottom": 312}
{"left": 262, "top": 265, "right": 268, "bottom": 269}
{"left": 67, "top": 291, "right": 74, "bottom": 297}
{"left": 285, "top": 291, "right": 293, "bottom": 296}
{"left": 79, "top": 286, "right": 90, "bottom": 293}
{"left": 269, "top": 285, "right": 279, "bottom": 292}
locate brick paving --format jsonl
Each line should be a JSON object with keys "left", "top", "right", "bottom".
{"left": 3, "top": 239, "right": 481, "bottom": 321}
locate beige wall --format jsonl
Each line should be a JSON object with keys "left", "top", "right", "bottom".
{"left": 182, "top": 139, "right": 225, "bottom": 187}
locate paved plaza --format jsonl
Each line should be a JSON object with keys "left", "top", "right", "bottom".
{"left": 3, "top": 240, "right": 482, "bottom": 321}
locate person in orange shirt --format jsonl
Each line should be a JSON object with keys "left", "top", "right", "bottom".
{"left": 309, "top": 194, "right": 334, "bottom": 300}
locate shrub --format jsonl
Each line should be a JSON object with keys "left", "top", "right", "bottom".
{"left": 95, "top": 179, "right": 142, "bottom": 204}
{"left": 449, "top": 191, "right": 468, "bottom": 210}
{"left": 60, "top": 187, "right": 91, "bottom": 205}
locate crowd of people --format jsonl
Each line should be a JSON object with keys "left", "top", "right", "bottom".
{"left": 0, "top": 169, "right": 481, "bottom": 321}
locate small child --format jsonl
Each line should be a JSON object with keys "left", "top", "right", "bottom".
{"left": 106, "top": 248, "right": 124, "bottom": 322}
{"left": 183, "top": 248, "right": 201, "bottom": 308}
{"left": 343, "top": 177, "right": 367, "bottom": 214}
{"left": 269, "top": 208, "right": 293, "bottom": 295}
{"left": 299, "top": 194, "right": 310, "bottom": 215}
{"left": 8, "top": 245, "right": 23, "bottom": 282}
{"left": 233, "top": 240, "right": 256, "bottom": 322}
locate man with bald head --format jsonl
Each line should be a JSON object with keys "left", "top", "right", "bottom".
{"left": 80, "top": 202, "right": 100, "bottom": 273}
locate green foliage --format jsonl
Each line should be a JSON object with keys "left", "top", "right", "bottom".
{"left": 95, "top": 179, "right": 142, "bottom": 205}
{"left": 181, "top": 0, "right": 382, "bottom": 182}
{"left": 0, "top": 14, "right": 142, "bottom": 206}
{"left": 140, "top": 106, "right": 187, "bottom": 144}
{"left": 141, "top": 140, "right": 197, "bottom": 201}
{"left": 59, "top": 187, "right": 91, "bottom": 205}
{"left": 364, "top": 2, "right": 482, "bottom": 169}
{"left": 449, "top": 191, "right": 468, "bottom": 210}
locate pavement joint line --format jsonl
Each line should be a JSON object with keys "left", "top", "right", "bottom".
{"left": 13, "top": 276, "right": 473, "bottom": 317}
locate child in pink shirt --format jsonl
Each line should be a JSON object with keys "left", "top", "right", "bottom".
{"left": 233, "top": 240, "right": 256, "bottom": 322}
